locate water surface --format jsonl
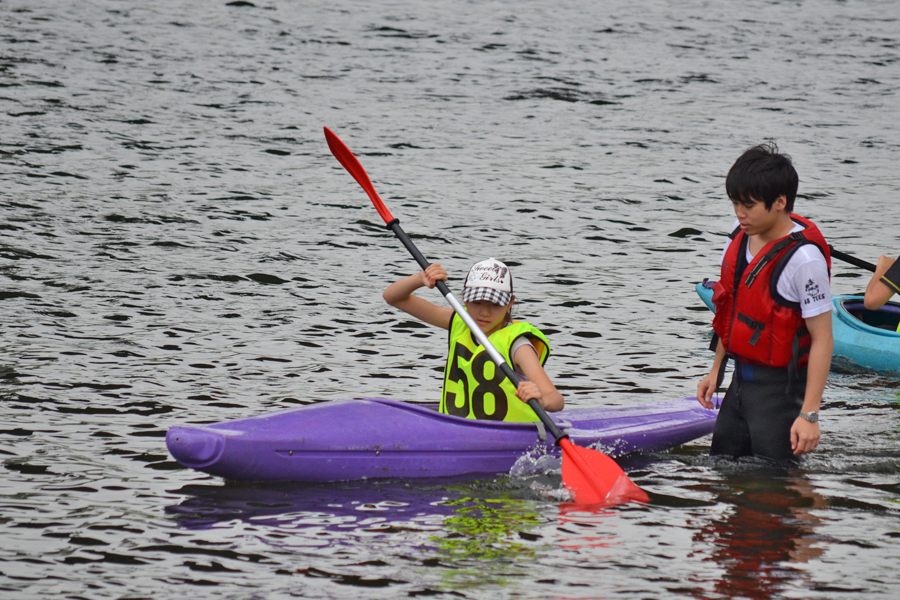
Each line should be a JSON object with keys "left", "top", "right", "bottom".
{"left": 2, "top": 1, "right": 899, "bottom": 598}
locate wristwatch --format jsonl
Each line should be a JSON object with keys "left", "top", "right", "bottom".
{"left": 799, "top": 411, "right": 819, "bottom": 423}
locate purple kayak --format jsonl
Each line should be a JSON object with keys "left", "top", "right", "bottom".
{"left": 166, "top": 398, "right": 716, "bottom": 482}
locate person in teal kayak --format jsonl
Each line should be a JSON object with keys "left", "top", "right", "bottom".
{"left": 864, "top": 254, "right": 900, "bottom": 312}
{"left": 697, "top": 143, "right": 833, "bottom": 461}
{"left": 383, "top": 258, "right": 564, "bottom": 422}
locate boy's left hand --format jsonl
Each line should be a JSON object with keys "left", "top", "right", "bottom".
{"left": 791, "top": 418, "right": 820, "bottom": 455}
{"left": 515, "top": 381, "right": 542, "bottom": 406}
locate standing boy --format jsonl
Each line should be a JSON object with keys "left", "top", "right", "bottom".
{"left": 697, "top": 143, "right": 834, "bottom": 461}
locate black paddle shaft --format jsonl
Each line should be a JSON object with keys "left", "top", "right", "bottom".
{"left": 386, "top": 218, "right": 452, "bottom": 297}
{"left": 385, "top": 218, "right": 569, "bottom": 444}
{"left": 829, "top": 245, "right": 876, "bottom": 273}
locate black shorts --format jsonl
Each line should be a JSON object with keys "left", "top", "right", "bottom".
{"left": 710, "top": 361, "right": 806, "bottom": 462}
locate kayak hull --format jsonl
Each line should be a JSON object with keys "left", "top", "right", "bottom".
{"left": 166, "top": 397, "right": 717, "bottom": 482}
{"left": 695, "top": 282, "right": 900, "bottom": 374}
{"left": 832, "top": 296, "right": 900, "bottom": 373}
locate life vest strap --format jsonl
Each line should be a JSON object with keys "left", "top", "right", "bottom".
{"left": 786, "top": 326, "right": 810, "bottom": 396}
{"left": 745, "top": 231, "right": 806, "bottom": 287}
{"left": 737, "top": 312, "right": 766, "bottom": 346}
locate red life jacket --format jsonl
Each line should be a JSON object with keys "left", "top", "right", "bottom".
{"left": 711, "top": 214, "right": 831, "bottom": 369}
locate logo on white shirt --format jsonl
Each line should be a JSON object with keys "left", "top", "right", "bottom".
{"left": 803, "top": 278, "right": 826, "bottom": 304}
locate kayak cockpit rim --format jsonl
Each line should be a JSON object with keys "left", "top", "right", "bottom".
{"left": 839, "top": 297, "right": 900, "bottom": 335}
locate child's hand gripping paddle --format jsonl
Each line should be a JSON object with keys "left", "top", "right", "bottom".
{"left": 324, "top": 127, "right": 649, "bottom": 506}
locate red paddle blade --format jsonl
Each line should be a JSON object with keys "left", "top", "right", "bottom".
{"left": 324, "top": 127, "right": 394, "bottom": 224}
{"left": 560, "top": 439, "right": 650, "bottom": 506}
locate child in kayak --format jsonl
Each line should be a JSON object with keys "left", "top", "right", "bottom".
{"left": 864, "top": 254, "right": 900, "bottom": 312}
{"left": 383, "top": 258, "right": 563, "bottom": 422}
{"left": 697, "top": 143, "right": 833, "bottom": 461}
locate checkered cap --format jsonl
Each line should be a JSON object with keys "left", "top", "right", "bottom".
{"left": 462, "top": 258, "right": 513, "bottom": 306}
{"left": 462, "top": 285, "right": 512, "bottom": 305}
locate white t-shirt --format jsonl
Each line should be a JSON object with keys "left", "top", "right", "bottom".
{"left": 511, "top": 336, "right": 538, "bottom": 380}
{"left": 720, "top": 220, "right": 831, "bottom": 319}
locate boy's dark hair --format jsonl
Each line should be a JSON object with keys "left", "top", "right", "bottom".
{"left": 725, "top": 142, "right": 799, "bottom": 212}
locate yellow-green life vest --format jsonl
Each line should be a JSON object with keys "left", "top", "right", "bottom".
{"left": 440, "top": 313, "right": 551, "bottom": 422}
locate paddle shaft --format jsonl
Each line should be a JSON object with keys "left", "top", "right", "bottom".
{"left": 829, "top": 245, "right": 876, "bottom": 273}
{"left": 386, "top": 218, "right": 569, "bottom": 444}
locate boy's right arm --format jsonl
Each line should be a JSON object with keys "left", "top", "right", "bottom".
{"left": 697, "top": 338, "right": 726, "bottom": 409}
{"left": 383, "top": 263, "right": 454, "bottom": 330}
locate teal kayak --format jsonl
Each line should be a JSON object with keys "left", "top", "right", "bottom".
{"left": 695, "top": 280, "right": 900, "bottom": 374}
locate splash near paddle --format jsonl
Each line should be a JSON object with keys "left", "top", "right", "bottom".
{"left": 324, "top": 126, "right": 649, "bottom": 507}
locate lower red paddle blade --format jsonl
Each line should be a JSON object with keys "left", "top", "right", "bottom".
{"left": 560, "top": 439, "right": 650, "bottom": 506}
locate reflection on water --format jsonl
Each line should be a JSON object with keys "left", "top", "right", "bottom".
{"left": 164, "top": 467, "right": 839, "bottom": 597}
{"left": 689, "top": 467, "right": 828, "bottom": 600}
{"left": 168, "top": 479, "right": 555, "bottom": 592}
{"left": 429, "top": 495, "right": 542, "bottom": 590}
{"left": 168, "top": 481, "right": 464, "bottom": 533}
